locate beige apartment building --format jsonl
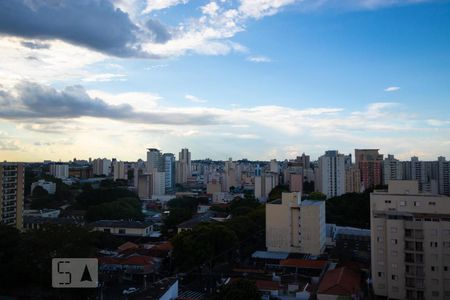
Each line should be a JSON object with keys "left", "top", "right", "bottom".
{"left": 0, "top": 162, "right": 25, "bottom": 229}
{"left": 371, "top": 180, "right": 450, "bottom": 300}
{"left": 266, "top": 192, "right": 326, "bottom": 256}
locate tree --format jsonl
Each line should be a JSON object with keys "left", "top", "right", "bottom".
{"left": 308, "top": 191, "right": 327, "bottom": 200}
{"left": 213, "top": 279, "right": 261, "bottom": 300}
{"left": 32, "top": 185, "right": 48, "bottom": 197}
{"left": 76, "top": 187, "right": 138, "bottom": 209}
{"left": 268, "top": 185, "right": 289, "bottom": 202}
{"left": 171, "top": 223, "right": 238, "bottom": 271}
{"left": 326, "top": 192, "right": 370, "bottom": 228}
{"left": 163, "top": 207, "right": 192, "bottom": 235}
{"left": 85, "top": 197, "right": 144, "bottom": 222}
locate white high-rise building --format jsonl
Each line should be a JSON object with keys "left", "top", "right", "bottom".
{"left": 371, "top": 180, "right": 450, "bottom": 300}
{"left": 266, "top": 192, "right": 326, "bottom": 255}
{"left": 318, "top": 150, "right": 346, "bottom": 198}
{"left": 224, "top": 158, "right": 238, "bottom": 192}
{"left": 152, "top": 170, "right": 166, "bottom": 196}
{"left": 383, "top": 154, "right": 403, "bottom": 185}
{"left": 0, "top": 163, "right": 24, "bottom": 229}
{"left": 50, "top": 163, "right": 69, "bottom": 179}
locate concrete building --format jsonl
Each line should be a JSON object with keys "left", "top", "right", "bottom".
{"left": 266, "top": 192, "right": 326, "bottom": 255}
{"left": 91, "top": 220, "right": 154, "bottom": 237}
{"left": 438, "top": 157, "right": 450, "bottom": 195}
{"left": 289, "top": 173, "right": 303, "bottom": 193}
{"left": 318, "top": 150, "right": 346, "bottom": 198}
{"left": 147, "top": 148, "right": 163, "bottom": 173}
{"left": 345, "top": 166, "right": 362, "bottom": 193}
{"left": 0, "top": 163, "right": 24, "bottom": 229}
{"left": 255, "top": 172, "right": 277, "bottom": 201}
{"left": 50, "top": 163, "right": 69, "bottom": 179}
{"left": 113, "top": 161, "right": 127, "bottom": 181}
{"left": 31, "top": 179, "right": 56, "bottom": 195}
{"left": 175, "top": 148, "right": 191, "bottom": 184}
{"left": 152, "top": 170, "right": 166, "bottom": 196}
{"left": 371, "top": 180, "right": 450, "bottom": 300}
{"left": 355, "top": 149, "right": 383, "bottom": 190}
{"left": 224, "top": 158, "right": 238, "bottom": 192}
{"left": 383, "top": 154, "right": 403, "bottom": 185}
{"left": 92, "top": 158, "right": 111, "bottom": 176}
{"left": 138, "top": 174, "right": 153, "bottom": 199}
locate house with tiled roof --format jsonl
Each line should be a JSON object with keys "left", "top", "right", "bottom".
{"left": 317, "top": 266, "right": 363, "bottom": 300}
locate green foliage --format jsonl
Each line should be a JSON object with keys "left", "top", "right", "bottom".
{"left": 303, "top": 180, "right": 315, "bottom": 193}
{"left": 76, "top": 187, "right": 138, "bottom": 209}
{"left": 171, "top": 223, "right": 239, "bottom": 271}
{"left": 32, "top": 185, "right": 48, "bottom": 197}
{"left": 167, "top": 196, "right": 199, "bottom": 211}
{"left": 213, "top": 279, "right": 261, "bottom": 300}
{"left": 268, "top": 185, "right": 289, "bottom": 201}
{"left": 229, "top": 194, "right": 259, "bottom": 214}
{"left": 326, "top": 192, "right": 370, "bottom": 228}
{"left": 163, "top": 207, "right": 192, "bottom": 233}
{"left": 85, "top": 197, "right": 144, "bottom": 222}
{"left": 309, "top": 191, "right": 327, "bottom": 200}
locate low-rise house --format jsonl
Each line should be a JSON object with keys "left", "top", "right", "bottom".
{"left": 31, "top": 180, "right": 56, "bottom": 194}
{"left": 24, "top": 208, "right": 60, "bottom": 218}
{"left": 23, "top": 215, "right": 82, "bottom": 230}
{"left": 317, "top": 266, "right": 363, "bottom": 300}
{"left": 177, "top": 211, "right": 230, "bottom": 233}
{"left": 90, "top": 220, "right": 154, "bottom": 237}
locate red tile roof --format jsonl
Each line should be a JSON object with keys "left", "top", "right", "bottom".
{"left": 118, "top": 241, "right": 139, "bottom": 252}
{"left": 317, "top": 267, "right": 361, "bottom": 296}
{"left": 255, "top": 280, "right": 279, "bottom": 291}
{"left": 279, "top": 259, "right": 328, "bottom": 269}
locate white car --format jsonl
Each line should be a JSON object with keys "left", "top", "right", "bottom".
{"left": 122, "top": 287, "right": 139, "bottom": 295}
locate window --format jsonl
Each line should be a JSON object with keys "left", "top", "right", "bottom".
{"left": 429, "top": 201, "right": 436, "bottom": 205}
{"left": 444, "top": 266, "right": 448, "bottom": 271}
{"left": 431, "top": 266, "right": 438, "bottom": 272}
{"left": 416, "top": 242, "right": 423, "bottom": 251}
{"left": 378, "top": 272, "right": 384, "bottom": 277}
{"left": 392, "top": 263, "right": 398, "bottom": 268}
{"left": 432, "top": 291, "right": 440, "bottom": 297}
{"left": 392, "top": 275, "right": 398, "bottom": 280}
{"left": 385, "top": 200, "right": 392, "bottom": 204}
{"left": 390, "top": 227, "right": 398, "bottom": 233}
{"left": 391, "top": 239, "right": 398, "bottom": 245}
{"left": 430, "top": 241, "right": 438, "bottom": 247}
{"left": 118, "top": 229, "right": 126, "bottom": 234}
{"left": 444, "top": 242, "right": 450, "bottom": 248}
{"left": 400, "top": 201, "right": 406, "bottom": 206}
{"left": 377, "top": 236, "right": 383, "bottom": 242}
{"left": 392, "top": 286, "right": 399, "bottom": 292}
{"left": 431, "top": 279, "right": 439, "bottom": 285}
{"left": 103, "top": 228, "right": 111, "bottom": 233}
{"left": 414, "top": 201, "right": 421, "bottom": 207}
{"left": 392, "top": 251, "right": 398, "bottom": 257}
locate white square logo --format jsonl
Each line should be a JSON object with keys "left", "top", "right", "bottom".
{"left": 52, "top": 258, "right": 98, "bottom": 288}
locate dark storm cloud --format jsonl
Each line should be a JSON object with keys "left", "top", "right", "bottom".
{"left": 0, "top": 0, "right": 170, "bottom": 57}
{"left": 0, "top": 82, "right": 222, "bottom": 125}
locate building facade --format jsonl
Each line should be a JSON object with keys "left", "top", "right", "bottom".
{"left": 371, "top": 180, "right": 450, "bottom": 300}
{"left": 0, "top": 163, "right": 24, "bottom": 229}
{"left": 266, "top": 192, "right": 326, "bottom": 255}
{"left": 318, "top": 150, "right": 346, "bottom": 198}
{"left": 50, "top": 163, "right": 69, "bottom": 179}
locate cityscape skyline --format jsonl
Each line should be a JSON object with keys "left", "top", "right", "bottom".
{"left": 1, "top": 0, "right": 450, "bottom": 162}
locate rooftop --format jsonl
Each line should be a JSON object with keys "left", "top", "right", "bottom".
{"left": 317, "top": 266, "right": 361, "bottom": 296}
{"left": 90, "top": 220, "right": 153, "bottom": 229}
{"left": 252, "top": 250, "right": 289, "bottom": 260}
{"left": 279, "top": 259, "right": 328, "bottom": 269}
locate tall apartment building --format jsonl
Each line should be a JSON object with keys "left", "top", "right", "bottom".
{"left": 113, "top": 161, "right": 127, "bottom": 181}
{"left": 49, "top": 163, "right": 69, "bottom": 179}
{"left": 371, "top": 180, "right": 450, "bottom": 300}
{"left": 254, "top": 172, "right": 277, "bottom": 201}
{"left": 146, "top": 148, "right": 163, "bottom": 173}
{"left": 438, "top": 157, "right": 450, "bottom": 195}
{"left": 162, "top": 153, "right": 175, "bottom": 193}
{"left": 355, "top": 149, "right": 383, "bottom": 190}
{"left": 383, "top": 154, "right": 403, "bottom": 185}
{"left": 92, "top": 158, "right": 111, "bottom": 176}
{"left": 0, "top": 163, "right": 24, "bottom": 229}
{"left": 175, "top": 148, "right": 191, "bottom": 184}
{"left": 345, "top": 166, "right": 362, "bottom": 193}
{"left": 266, "top": 192, "right": 326, "bottom": 255}
{"left": 318, "top": 150, "right": 346, "bottom": 198}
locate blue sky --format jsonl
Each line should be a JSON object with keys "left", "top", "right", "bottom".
{"left": 0, "top": 0, "right": 449, "bottom": 162}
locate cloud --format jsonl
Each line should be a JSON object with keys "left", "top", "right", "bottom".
{"left": 0, "top": 0, "right": 171, "bottom": 58}
{"left": 239, "top": 0, "right": 298, "bottom": 19}
{"left": 82, "top": 73, "right": 127, "bottom": 82}
{"left": 0, "top": 82, "right": 221, "bottom": 125}
{"left": 185, "top": 94, "right": 207, "bottom": 103}
{"left": 385, "top": 86, "right": 400, "bottom": 92}
{"left": 20, "top": 40, "right": 50, "bottom": 49}
{"left": 247, "top": 55, "right": 272, "bottom": 63}
{"left": 143, "top": 0, "right": 189, "bottom": 13}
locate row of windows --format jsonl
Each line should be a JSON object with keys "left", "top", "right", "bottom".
{"left": 384, "top": 200, "right": 437, "bottom": 206}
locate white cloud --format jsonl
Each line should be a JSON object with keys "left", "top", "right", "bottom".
{"left": 384, "top": 86, "right": 400, "bottom": 92}
{"left": 143, "top": 0, "right": 189, "bottom": 13}
{"left": 247, "top": 55, "right": 272, "bottom": 63}
{"left": 239, "top": 0, "right": 298, "bottom": 19}
{"left": 185, "top": 94, "right": 207, "bottom": 103}
{"left": 82, "top": 73, "right": 127, "bottom": 82}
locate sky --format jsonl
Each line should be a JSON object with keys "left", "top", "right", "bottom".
{"left": 0, "top": 0, "right": 449, "bottom": 162}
